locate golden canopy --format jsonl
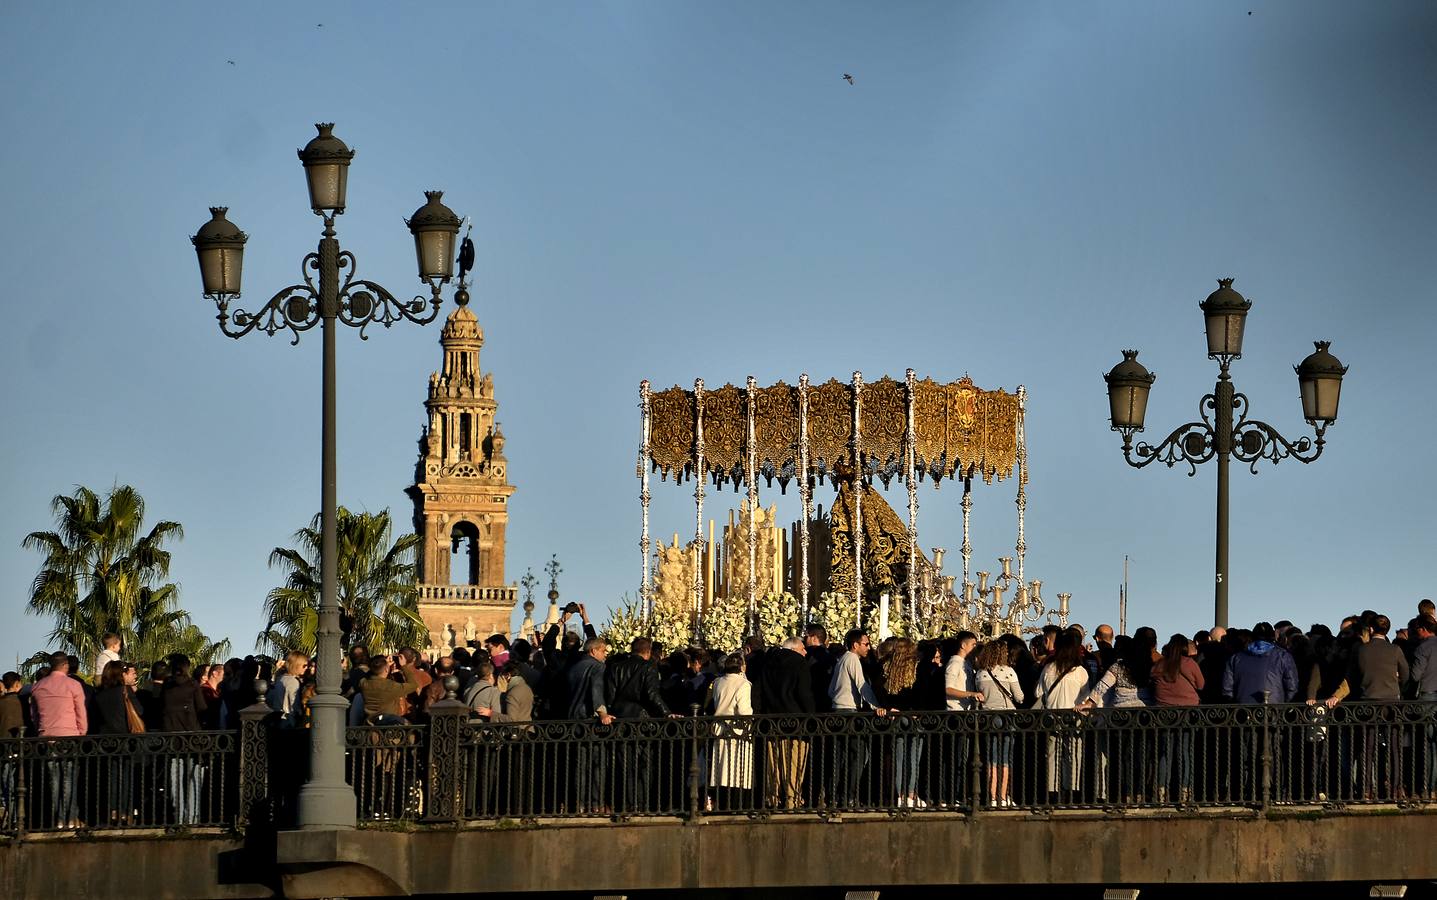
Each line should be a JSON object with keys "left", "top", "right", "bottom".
{"left": 646, "top": 375, "right": 1019, "bottom": 488}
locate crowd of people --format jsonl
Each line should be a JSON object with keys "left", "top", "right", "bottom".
{"left": 4, "top": 599, "right": 1436, "bottom": 828}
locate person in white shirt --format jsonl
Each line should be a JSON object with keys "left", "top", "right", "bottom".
{"left": 827, "top": 629, "right": 887, "bottom": 808}
{"left": 1034, "top": 631, "right": 1093, "bottom": 797}
{"left": 974, "top": 640, "right": 1026, "bottom": 807}
{"left": 94, "top": 633, "right": 122, "bottom": 684}
{"left": 944, "top": 631, "right": 983, "bottom": 710}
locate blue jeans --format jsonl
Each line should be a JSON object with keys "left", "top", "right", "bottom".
{"left": 894, "top": 735, "right": 924, "bottom": 798}
{"left": 47, "top": 758, "right": 78, "bottom": 826}
{"left": 1158, "top": 729, "right": 1194, "bottom": 795}
{"left": 168, "top": 758, "right": 206, "bottom": 825}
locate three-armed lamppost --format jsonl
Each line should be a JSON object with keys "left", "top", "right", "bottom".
{"left": 191, "top": 123, "right": 465, "bottom": 830}
{"left": 1103, "top": 278, "right": 1347, "bottom": 630}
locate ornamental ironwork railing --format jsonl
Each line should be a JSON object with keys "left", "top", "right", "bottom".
{"left": 0, "top": 730, "right": 237, "bottom": 837}
{"left": 329, "top": 700, "right": 1437, "bottom": 825}
{"left": 9, "top": 701, "right": 1435, "bottom": 837}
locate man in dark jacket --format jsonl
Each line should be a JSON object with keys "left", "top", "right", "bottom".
{"left": 1343, "top": 616, "right": 1410, "bottom": 702}
{"left": 566, "top": 637, "right": 612, "bottom": 814}
{"left": 759, "top": 637, "right": 814, "bottom": 808}
{"left": 805, "top": 625, "right": 836, "bottom": 713}
{"left": 604, "top": 637, "right": 674, "bottom": 813}
{"left": 1336, "top": 615, "right": 1410, "bottom": 799}
{"left": 1223, "top": 623, "right": 1298, "bottom": 703}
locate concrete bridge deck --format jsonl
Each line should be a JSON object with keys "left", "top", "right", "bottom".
{"left": 4, "top": 806, "right": 1434, "bottom": 899}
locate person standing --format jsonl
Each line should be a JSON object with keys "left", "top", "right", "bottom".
{"left": 91, "top": 661, "right": 145, "bottom": 825}
{"left": 879, "top": 638, "right": 927, "bottom": 809}
{"left": 708, "top": 653, "right": 754, "bottom": 811}
{"left": 30, "top": 652, "right": 88, "bottom": 828}
{"left": 604, "top": 637, "right": 674, "bottom": 814}
{"left": 161, "top": 655, "right": 209, "bottom": 826}
{"left": 1335, "top": 615, "right": 1409, "bottom": 800}
{"left": 1152, "top": 634, "right": 1204, "bottom": 804}
{"left": 828, "top": 629, "right": 888, "bottom": 809}
{"left": 567, "top": 637, "right": 613, "bottom": 815}
{"left": 1034, "top": 633, "right": 1091, "bottom": 800}
{"left": 267, "top": 651, "right": 308, "bottom": 728}
{"left": 758, "top": 637, "right": 814, "bottom": 809}
{"left": 974, "top": 641, "right": 1025, "bottom": 808}
{"left": 93, "top": 634, "right": 122, "bottom": 685}
{"left": 0, "top": 672, "right": 25, "bottom": 828}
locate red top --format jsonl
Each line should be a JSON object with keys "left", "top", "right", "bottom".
{"left": 30, "top": 671, "right": 88, "bottom": 736}
{"left": 1151, "top": 656, "right": 1205, "bottom": 707}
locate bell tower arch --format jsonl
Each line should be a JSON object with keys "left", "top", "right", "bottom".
{"left": 406, "top": 296, "right": 517, "bottom": 652}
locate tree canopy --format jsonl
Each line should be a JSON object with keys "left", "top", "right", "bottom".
{"left": 23, "top": 484, "right": 230, "bottom": 671}
{"left": 259, "top": 507, "right": 427, "bottom": 656}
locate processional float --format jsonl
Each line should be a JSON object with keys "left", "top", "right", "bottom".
{"left": 636, "top": 371, "right": 1070, "bottom": 642}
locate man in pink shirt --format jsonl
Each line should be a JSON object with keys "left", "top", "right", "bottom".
{"left": 29, "top": 652, "right": 88, "bottom": 828}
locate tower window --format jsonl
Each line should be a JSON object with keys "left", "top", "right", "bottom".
{"left": 449, "top": 522, "right": 481, "bottom": 585}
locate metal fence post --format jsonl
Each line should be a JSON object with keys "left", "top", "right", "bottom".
{"left": 688, "top": 703, "right": 702, "bottom": 822}
{"left": 14, "top": 738, "right": 27, "bottom": 839}
{"left": 968, "top": 714, "right": 983, "bottom": 813}
{"left": 238, "top": 701, "right": 275, "bottom": 829}
{"left": 426, "top": 698, "right": 468, "bottom": 822}
{"left": 1259, "top": 691, "right": 1273, "bottom": 811}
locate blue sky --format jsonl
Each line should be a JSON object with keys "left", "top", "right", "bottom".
{"left": 2, "top": 2, "right": 1434, "bottom": 665}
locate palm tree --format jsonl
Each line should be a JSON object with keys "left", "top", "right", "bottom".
{"left": 260, "top": 507, "right": 426, "bottom": 656}
{"left": 22, "top": 484, "right": 227, "bottom": 670}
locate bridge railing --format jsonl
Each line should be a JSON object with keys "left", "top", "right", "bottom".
{"left": 328, "top": 700, "right": 1437, "bottom": 825}
{"left": 0, "top": 730, "right": 237, "bottom": 837}
{"left": 10, "top": 700, "right": 1432, "bottom": 836}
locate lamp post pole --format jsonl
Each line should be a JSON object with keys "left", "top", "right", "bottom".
{"left": 191, "top": 123, "right": 465, "bottom": 829}
{"left": 1104, "top": 278, "right": 1347, "bottom": 630}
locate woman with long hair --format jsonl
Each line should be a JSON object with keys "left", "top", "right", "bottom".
{"left": 974, "top": 640, "right": 1025, "bottom": 807}
{"left": 1152, "top": 633, "right": 1204, "bottom": 803}
{"left": 267, "top": 651, "right": 309, "bottom": 728}
{"left": 161, "top": 654, "right": 209, "bottom": 825}
{"left": 880, "top": 637, "right": 926, "bottom": 808}
{"left": 91, "top": 660, "right": 143, "bottom": 824}
{"left": 1077, "top": 635, "right": 1156, "bottom": 803}
{"left": 1034, "top": 631, "right": 1091, "bottom": 799}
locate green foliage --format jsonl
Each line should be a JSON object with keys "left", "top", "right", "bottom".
{"left": 259, "top": 507, "right": 426, "bottom": 656}
{"left": 22, "top": 484, "right": 229, "bottom": 672}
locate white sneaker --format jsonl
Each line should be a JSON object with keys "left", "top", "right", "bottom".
{"left": 913, "top": 797, "right": 927, "bottom": 809}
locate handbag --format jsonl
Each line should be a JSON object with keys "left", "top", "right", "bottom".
{"left": 123, "top": 690, "right": 146, "bottom": 734}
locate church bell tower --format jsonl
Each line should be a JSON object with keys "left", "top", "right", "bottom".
{"left": 406, "top": 293, "right": 517, "bottom": 651}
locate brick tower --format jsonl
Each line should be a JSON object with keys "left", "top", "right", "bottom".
{"left": 406, "top": 297, "right": 517, "bottom": 652}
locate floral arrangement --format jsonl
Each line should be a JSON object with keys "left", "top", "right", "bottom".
{"left": 805, "top": 590, "right": 858, "bottom": 635}
{"left": 701, "top": 592, "right": 749, "bottom": 655}
{"left": 754, "top": 591, "right": 801, "bottom": 646}
{"left": 601, "top": 595, "right": 695, "bottom": 653}
{"left": 600, "top": 595, "right": 649, "bottom": 651}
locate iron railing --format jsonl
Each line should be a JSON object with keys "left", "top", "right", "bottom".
{"left": 331, "top": 701, "right": 1437, "bottom": 824}
{"left": 0, "top": 730, "right": 237, "bottom": 837}
{"left": 8, "top": 700, "right": 1434, "bottom": 836}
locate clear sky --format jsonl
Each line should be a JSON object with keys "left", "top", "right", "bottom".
{"left": 2, "top": 2, "right": 1434, "bottom": 666}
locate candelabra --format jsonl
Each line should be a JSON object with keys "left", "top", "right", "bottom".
{"left": 962, "top": 557, "right": 1049, "bottom": 638}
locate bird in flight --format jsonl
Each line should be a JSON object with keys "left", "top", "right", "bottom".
{"left": 842, "top": 73, "right": 854, "bottom": 85}
{"left": 227, "top": 59, "right": 235, "bottom": 65}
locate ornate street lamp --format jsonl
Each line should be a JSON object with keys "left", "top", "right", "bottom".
{"left": 1104, "top": 278, "right": 1346, "bottom": 629}
{"left": 191, "top": 123, "right": 464, "bottom": 830}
